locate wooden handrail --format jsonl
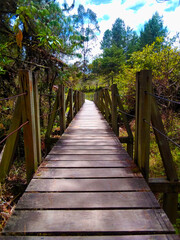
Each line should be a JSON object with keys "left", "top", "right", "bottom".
{"left": 0, "top": 69, "right": 85, "bottom": 183}
{"left": 93, "top": 70, "right": 179, "bottom": 223}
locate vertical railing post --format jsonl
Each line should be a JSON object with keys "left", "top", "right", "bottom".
{"left": 33, "top": 73, "right": 41, "bottom": 165}
{"left": 19, "top": 70, "right": 38, "bottom": 183}
{"left": 59, "top": 84, "right": 66, "bottom": 135}
{"left": 69, "top": 88, "right": 74, "bottom": 122}
{"left": 74, "top": 90, "right": 79, "bottom": 115}
{"left": 111, "top": 84, "right": 118, "bottom": 136}
{"left": 134, "top": 70, "right": 152, "bottom": 181}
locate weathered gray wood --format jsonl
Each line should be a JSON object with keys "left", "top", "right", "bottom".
{"left": 55, "top": 141, "right": 120, "bottom": 145}
{"left": 46, "top": 154, "right": 131, "bottom": 161}
{"left": 2, "top": 100, "right": 178, "bottom": 239}
{"left": 2, "top": 209, "right": 174, "bottom": 234}
{"left": 53, "top": 145, "right": 123, "bottom": 150}
{"left": 16, "top": 192, "right": 158, "bottom": 209}
{"left": 41, "top": 160, "right": 133, "bottom": 168}
{"left": 34, "top": 168, "right": 141, "bottom": 178}
{"left": 0, "top": 235, "right": 179, "bottom": 240}
{"left": 49, "top": 149, "right": 128, "bottom": 155}
{"left": 26, "top": 178, "right": 149, "bottom": 192}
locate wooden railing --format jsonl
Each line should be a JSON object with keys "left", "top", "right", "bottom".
{"left": 0, "top": 70, "right": 85, "bottom": 183}
{"left": 94, "top": 70, "right": 180, "bottom": 223}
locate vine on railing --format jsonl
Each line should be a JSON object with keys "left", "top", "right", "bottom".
{"left": 94, "top": 70, "right": 179, "bottom": 224}
{"left": 0, "top": 69, "right": 85, "bottom": 184}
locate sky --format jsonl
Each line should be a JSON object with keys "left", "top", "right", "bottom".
{"left": 63, "top": 0, "right": 180, "bottom": 61}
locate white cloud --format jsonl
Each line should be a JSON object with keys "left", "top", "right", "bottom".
{"left": 60, "top": 0, "right": 180, "bottom": 62}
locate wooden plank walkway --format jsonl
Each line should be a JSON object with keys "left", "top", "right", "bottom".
{"left": 1, "top": 100, "right": 179, "bottom": 240}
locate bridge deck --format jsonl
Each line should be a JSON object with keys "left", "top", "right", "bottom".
{"left": 1, "top": 100, "right": 179, "bottom": 239}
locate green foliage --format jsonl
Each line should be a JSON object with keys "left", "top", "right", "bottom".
{"left": 139, "top": 12, "right": 167, "bottom": 49}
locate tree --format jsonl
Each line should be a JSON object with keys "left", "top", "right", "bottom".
{"left": 101, "top": 18, "right": 139, "bottom": 59}
{"left": 101, "top": 30, "right": 112, "bottom": 49}
{"left": 112, "top": 18, "right": 126, "bottom": 50}
{"left": 139, "top": 12, "right": 167, "bottom": 49}
{"left": 92, "top": 45, "right": 125, "bottom": 86}
{"left": 73, "top": 4, "right": 100, "bottom": 82}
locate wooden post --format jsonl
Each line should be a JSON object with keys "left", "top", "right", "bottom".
{"left": 65, "top": 90, "right": 70, "bottom": 111}
{"left": 151, "top": 97, "right": 178, "bottom": 181}
{"left": 134, "top": 70, "right": 152, "bottom": 181}
{"left": 33, "top": 74, "right": 41, "bottom": 165}
{"left": 19, "top": 70, "right": 38, "bottom": 183}
{"left": 114, "top": 85, "right": 133, "bottom": 158}
{"left": 45, "top": 93, "right": 59, "bottom": 149}
{"left": 0, "top": 98, "right": 22, "bottom": 182}
{"left": 111, "top": 84, "right": 118, "bottom": 136}
{"left": 102, "top": 89, "right": 110, "bottom": 121}
{"left": 151, "top": 91, "right": 178, "bottom": 223}
{"left": 69, "top": 88, "right": 74, "bottom": 122}
{"left": 59, "top": 85, "right": 66, "bottom": 135}
{"left": 163, "top": 192, "right": 178, "bottom": 224}
{"left": 74, "top": 90, "right": 79, "bottom": 115}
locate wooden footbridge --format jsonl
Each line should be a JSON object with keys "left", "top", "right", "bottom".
{"left": 0, "top": 70, "right": 180, "bottom": 239}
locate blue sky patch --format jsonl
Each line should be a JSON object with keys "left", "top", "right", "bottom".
{"left": 165, "top": 0, "right": 179, "bottom": 12}
{"left": 98, "top": 14, "right": 110, "bottom": 22}
{"left": 89, "top": 0, "right": 112, "bottom": 5}
{"left": 128, "top": 2, "right": 146, "bottom": 12}
{"left": 121, "top": 0, "right": 127, "bottom": 4}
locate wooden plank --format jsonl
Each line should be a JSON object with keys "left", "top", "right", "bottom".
{"left": 45, "top": 154, "right": 131, "bottom": 161}
{"left": 34, "top": 168, "right": 141, "bottom": 178}
{"left": 48, "top": 149, "right": 128, "bottom": 155}
{"left": 55, "top": 141, "right": 120, "bottom": 146}
{"left": 26, "top": 178, "right": 150, "bottom": 192}
{"left": 2, "top": 209, "right": 174, "bottom": 234}
{"left": 52, "top": 145, "right": 123, "bottom": 150}
{"left": 0, "top": 235, "right": 179, "bottom": 240}
{"left": 41, "top": 160, "right": 133, "bottom": 168}
{"left": 16, "top": 192, "right": 159, "bottom": 209}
